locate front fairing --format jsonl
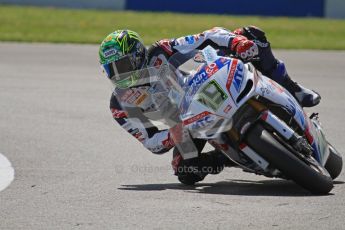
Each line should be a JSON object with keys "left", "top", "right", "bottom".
{"left": 178, "top": 56, "right": 258, "bottom": 138}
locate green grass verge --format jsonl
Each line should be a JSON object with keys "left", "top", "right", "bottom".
{"left": 1, "top": 5, "right": 345, "bottom": 49}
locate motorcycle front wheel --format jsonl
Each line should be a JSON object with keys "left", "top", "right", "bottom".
{"left": 245, "top": 124, "right": 333, "bottom": 194}
{"left": 325, "top": 143, "right": 343, "bottom": 180}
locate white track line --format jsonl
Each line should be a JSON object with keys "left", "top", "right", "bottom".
{"left": 0, "top": 153, "right": 14, "bottom": 192}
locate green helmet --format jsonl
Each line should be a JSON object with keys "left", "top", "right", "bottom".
{"left": 99, "top": 30, "right": 147, "bottom": 88}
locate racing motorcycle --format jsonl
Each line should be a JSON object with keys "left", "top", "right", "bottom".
{"left": 124, "top": 46, "right": 342, "bottom": 194}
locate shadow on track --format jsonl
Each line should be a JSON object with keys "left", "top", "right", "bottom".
{"left": 120, "top": 179, "right": 344, "bottom": 197}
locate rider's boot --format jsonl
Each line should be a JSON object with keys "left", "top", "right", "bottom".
{"left": 271, "top": 60, "right": 321, "bottom": 107}
{"left": 172, "top": 150, "right": 227, "bottom": 185}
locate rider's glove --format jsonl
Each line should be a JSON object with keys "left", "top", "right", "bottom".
{"left": 231, "top": 35, "right": 259, "bottom": 62}
{"left": 233, "top": 26, "right": 267, "bottom": 41}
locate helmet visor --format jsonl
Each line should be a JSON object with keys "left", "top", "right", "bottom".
{"left": 103, "top": 54, "right": 136, "bottom": 78}
{"left": 102, "top": 54, "right": 140, "bottom": 88}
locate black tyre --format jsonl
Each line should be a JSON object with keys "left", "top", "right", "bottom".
{"left": 325, "top": 143, "right": 343, "bottom": 179}
{"left": 245, "top": 124, "right": 333, "bottom": 194}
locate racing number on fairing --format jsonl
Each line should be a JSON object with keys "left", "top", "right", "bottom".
{"left": 197, "top": 80, "right": 228, "bottom": 111}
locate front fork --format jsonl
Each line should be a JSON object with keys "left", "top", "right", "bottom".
{"left": 245, "top": 99, "right": 314, "bottom": 156}
{"left": 259, "top": 110, "right": 313, "bottom": 157}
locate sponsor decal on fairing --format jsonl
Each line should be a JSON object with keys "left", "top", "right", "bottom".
{"left": 226, "top": 59, "right": 238, "bottom": 91}
{"left": 223, "top": 104, "right": 232, "bottom": 113}
{"left": 183, "top": 111, "right": 212, "bottom": 126}
{"left": 232, "top": 62, "right": 244, "bottom": 93}
{"left": 191, "top": 115, "right": 215, "bottom": 129}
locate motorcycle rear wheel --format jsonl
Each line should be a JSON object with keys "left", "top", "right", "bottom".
{"left": 245, "top": 124, "right": 333, "bottom": 194}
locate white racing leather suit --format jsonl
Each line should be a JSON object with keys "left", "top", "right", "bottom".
{"left": 110, "top": 26, "right": 281, "bottom": 155}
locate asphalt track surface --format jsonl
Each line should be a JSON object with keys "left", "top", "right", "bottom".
{"left": 0, "top": 43, "right": 345, "bottom": 230}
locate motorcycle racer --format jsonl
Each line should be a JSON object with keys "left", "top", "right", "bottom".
{"left": 99, "top": 27, "right": 321, "bottom": 185}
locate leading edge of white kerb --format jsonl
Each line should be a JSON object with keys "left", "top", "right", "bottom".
{"left": 0, "top": 153, "right": 15, "bottom": 192}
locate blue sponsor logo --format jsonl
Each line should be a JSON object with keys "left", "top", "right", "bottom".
{"left": 185, "top": 35, "right": 195, "bottom": 44}
{"left": 216, "top": 57, "right": 231, "bottom": 67}
{"left": 232, "top": 62, "right": 244, "bottom": 92}
{"left": 188, "top": 69, "right": 207, "bottom": 86}
{"left": 191, "top": 115, "right": 213, "bottom": 129}
{"left": 188, "top": 58, "right": 231, "bottom": 95}
{"left": 219, "top": 57, "right": 230, "bottom": 64}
